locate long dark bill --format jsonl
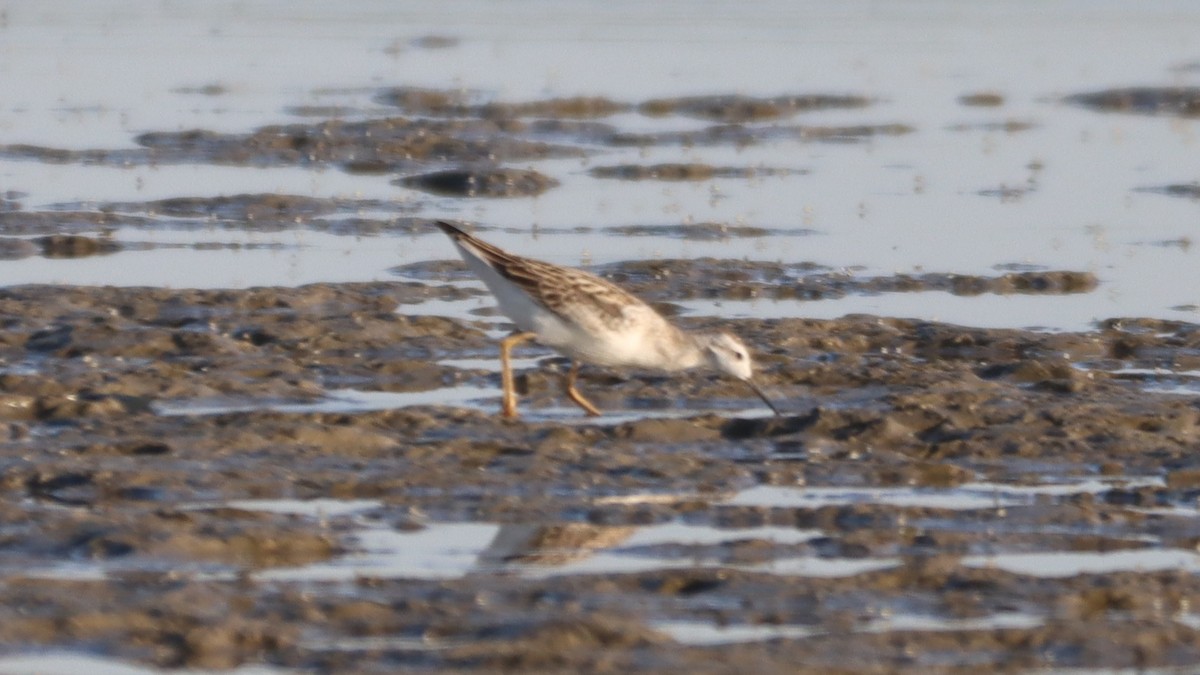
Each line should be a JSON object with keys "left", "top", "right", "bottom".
{"left": 746, "top": 379, "right": 781, "bottom": 416}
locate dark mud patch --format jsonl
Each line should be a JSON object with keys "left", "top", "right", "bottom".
{"left": 1137, "top": 183, "right": 1200, "bottom": 200}
{"left": 589, "top": 163, "right": 807, "bottom": 182}
{"left": 0, "top": 234, "right": 123, "bottom": 260}
{"left": 0, "top": 117, "right": 584, "bottom": 172}
{"left": 376, "top": 88, "right": 874, "bottom": 124}
{"left": 977, "top": 183, "right": 1036, "bottom": 201}
{"left": 606, "top": 222, "right": 793, "bottom": 240}
{"left": 135, "top": 117, "right": 583, "bottom": 166}
{"left": 0, "top": 117, "right": 910, "bottom": 169}
{"left": 0, "top": 196, "right": 430, "bottom": 237}
{"left": 1143, "top": 238, "right": 1193, "bottom": 251}
{"left": 0, "top": 87, "right": 910, "bottom": 179}
{"left": 958, "top": 91, "right": 1006, "bottom": 107}
{"left": 946, "top": 119, "right": 1036, "bottom": 133}
{"left": 4, "top": 280, "right": 1200, "bottom": 670}
{"left": 137, "top": 193, "right": 341, "bottom": 220}
{"left": 608, "top": 122, "right": 915, "bottom": 147}
{"left": 0, "top": 282, "right": 490, "bottom": 420}
{"left": 173, "top": 83, "right": 229, "bottom": 97}
{"left": 639, "top": 94, "right": 872, "bottom": 122}
{"left": 0, "top": 209, "right": 157, "bottom": 236}
{"left": 1063, "top": 86, "right": 1200, "bottom": 117}
{"left": 33, "top": 234, "right": 122, "bottom": 258}
{"left": 397, "top": 167, "right": 560, "bottom": 198}
{"left": 388, "top": 257, "right": 474, "bottom": 282}
{"left": 409, "top": 34, "right": 459, "bottom": 50}
{"left": 0, "top": 237, "right": 38, "bottom": 260}
{"left": 377, "top": 86, "right": 631, "bottom": 119}
{"left": 597, "top": 258, "right": 1097, "bottom": 302}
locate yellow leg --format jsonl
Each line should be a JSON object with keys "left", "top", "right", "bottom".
{"left": 563, "top": 361, "right": 602, "bottom": 417}
{"left": 500, "top": 332, "right": 537, "bottom": 419}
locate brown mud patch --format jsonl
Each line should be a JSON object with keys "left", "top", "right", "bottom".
{"left": 604, "top": 222, "right": 791, "bottom": 240}
{"left": 374, "top": 88, "right": 873, "bottom": 123}
{"left": 0, "top": 87, "right": 908, "bottom": 182}
{"left": 32, "top": 234, "right": 122, "bottom": 258}
{"left": 977, "top": 185, "right": 1035, "bottom": 202}
{"left": 637, "top": 93, "right": 873, "bottom": 122}
{"left": 606, "top": 122, "right": 914, "bottom": 147}
{"left": 3, "top": 279, "right": 1200, "bottom": 670}
{"left": 594, "top": 257, "right": 1097, "bottom": 302}
{"left": 1064, "top": 86, "right": 1200, "bottom": 117}
{"left": 393, "top": 253, "right": 1096, "bottom": 304}
{"left": 0, "top": 196, "right": 430, "bottom": 242}
{"left": 397, "top": 167, "right": 560, "bottom": 198}
{"left": 958, "top": 91, "right": 1006, "bottom": 107}
{"left": 377, "top": 87, "right": 632, "bottom": 119}
{"left": 589, "top": 163, "right": 807, "bottom": 182}
{"left": 946, "top": 119, "right": 1036, "bottom": 133}
{"left": 1138, "top": 183, "right": 1200, "bottom": 200}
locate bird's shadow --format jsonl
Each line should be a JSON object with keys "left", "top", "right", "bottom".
{"left": 720, "top": 407, "right": 820, "bottom": 440}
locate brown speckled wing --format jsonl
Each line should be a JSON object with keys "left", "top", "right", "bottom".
{"left": 522, "top": 259, "right": 643, "bottom": 332}
{"left": 435, "top": 221, "right": 645, "bottom": 331}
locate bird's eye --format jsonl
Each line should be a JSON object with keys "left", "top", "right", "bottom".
{"left": 734, "top": 352, "right": 745, "bottom": 361}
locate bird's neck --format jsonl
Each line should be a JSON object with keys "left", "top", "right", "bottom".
{"left": 651, "top": 327, "right": 707, "bottom": 372}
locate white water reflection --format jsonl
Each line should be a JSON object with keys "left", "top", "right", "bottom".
{"left": 255, "top": 517, "right": 891, "bottom": 582}
{"left": 1082, "top": 365, "right": 1200, "bottom": 396}
{"left": 729, "top": 477, "right": 1163, "bottom": 511}
{"left": 1141, "top": 383, "right": 1200, "bottom": 396}
{"left": 258, "top": 523, "right": 501, "bottom": 582}
{"left": 437, "top": 356, "right": 544, "bottom": 372}
{"left": 494, "top": 522, "right": 891, "bottom": 579}
{"left": 962, "top": 549, "right": 1200, "bottom": 578}
{"left": 655, "top": 621, "right": 819, "bottom": 645}
{"left": 224, "top": 498, "right": 382, "bottom": 519}
{"left": 25, "top": 477, "right": 1188, "bottom": 586}
{"left": 0, "top": 654, "right": 284, "bottom": 675}
{"left": 150, "top": 383, "right": 778, "bottom": 421}
{"left": 233, "top": 473, "right": 1176, "bottom": 583}
{"left": 658, "top": 610, "right": 1044, "bottom": 645}
{"left": 152, "top": 386, "right": 496, "bottom": 416}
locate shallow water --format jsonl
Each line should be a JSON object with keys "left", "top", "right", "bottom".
{"left": 152, "top": 386, "right": 497, "bottom": 417}
{"left": 3, "top": 1, "right": 1200, "bottom": 330}
{"left": 656, "top": 610, "right": 1046, "bottom": 646}
{"left": 0, "top": 654, "right": 284, "bottom": 675}
{"left": 221, "top": 477, "right": 1183, "bottom": 585}
{"left": 729, "top": 477, "right": 1165, "bottom": 511}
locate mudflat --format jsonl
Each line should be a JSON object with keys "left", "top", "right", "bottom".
{"left": 3, "top": 12, "right": 1200, "bottom": 665}
{"left": 2, "top": 273, "right": 1200, "bottom": 671}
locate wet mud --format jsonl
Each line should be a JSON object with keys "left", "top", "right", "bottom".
{"left": 2, "top": 275, "right": 1200, "bottom": 671}
{"left": 1064, "top": 86, "right": 1200, "bottom": 117}
{"left": 957, "top": 92, "right": 1006, "bottom": 107}
{"left": 594, "top": 257, "right": 1097, "bottom": 302}
{"left": 636, "top": 94, "right": 873, "bottom": 122}
{"left": 1138, "top": 183, "right": 1200, "bottom": 201}
{"left": 0, "top": 89, "right": 910, "bottom": 183}
{"left": 589, "top": 164, "right": 807, "bottom": 182}
{"left": 397, "top": 168, "right": 560, "bottom": 198}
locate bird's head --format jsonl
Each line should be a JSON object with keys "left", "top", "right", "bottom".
{"left": 696, "top": 332, "right": 780, "bottom": 415}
